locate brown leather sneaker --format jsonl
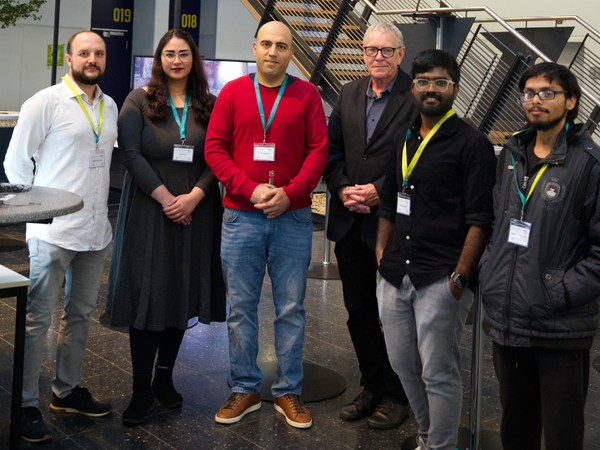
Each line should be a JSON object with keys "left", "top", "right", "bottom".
{"left": 215, "top": 392, "right": 261, "bottom": 424}
{"left": 274, "top": 394, "right": 312, "bottom": 428}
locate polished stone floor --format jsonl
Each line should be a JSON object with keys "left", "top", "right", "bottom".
{"left": 1, "top": 209, "right": 600, "bottom": 449}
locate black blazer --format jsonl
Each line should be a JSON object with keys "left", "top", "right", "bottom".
{"left": 323, "top": 68, "right": 418, "bottom": 248}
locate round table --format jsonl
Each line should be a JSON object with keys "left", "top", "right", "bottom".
{"left": 0, "top": 185, "right": 83, "bottom": 224}
{"left": 0, "top": 185, "right": 83, "bottom": 450}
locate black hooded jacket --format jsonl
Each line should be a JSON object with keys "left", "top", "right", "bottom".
{"left": 480, "top": 123, "right": 600, "bottom": 346}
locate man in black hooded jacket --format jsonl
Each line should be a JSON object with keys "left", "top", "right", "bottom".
{"left": 480, "top": 62, "right": 600, "bottom": 450}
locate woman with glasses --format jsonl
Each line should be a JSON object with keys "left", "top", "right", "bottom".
{"left": 107, "top": 29, "right": 226, "bottom": 425}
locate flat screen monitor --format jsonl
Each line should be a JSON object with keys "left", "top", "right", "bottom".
{"left": 133, "top": 56, "right": 257, "bottom": 96}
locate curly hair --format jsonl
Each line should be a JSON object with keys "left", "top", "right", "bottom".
{"left": 146, "top": 29, "right": 214, "bottom": 124}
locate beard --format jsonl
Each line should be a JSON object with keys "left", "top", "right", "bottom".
{"left": 526, "top": 108, "right": 568, "bottom": 131}
{"left": 418, "top": 93, "right": 454, "bottom": 117}
{"left": 71, "top": 64, "right": 104, "bottom": 85}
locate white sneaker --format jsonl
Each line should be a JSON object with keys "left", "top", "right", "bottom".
{"left": 415, "top": 435, "right": 427, "bottom": 450}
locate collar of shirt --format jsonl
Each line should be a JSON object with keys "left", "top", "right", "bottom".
{"left": 406, "top": 112, "right": 460, "bottom": 153}
{"left": 64, "top": 73, "right": 103, "bottom": 106}
{"left": 366, "top": 69, "right": 399, "bottom": 100}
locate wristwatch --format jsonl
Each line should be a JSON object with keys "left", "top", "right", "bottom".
{"left": 450, "top": 272, "right": 469, "bottom": 289}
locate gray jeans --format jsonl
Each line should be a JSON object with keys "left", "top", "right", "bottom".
{"left": 377, "top": 273, "right": 473, "bottom": 450}
{"left": 21, "top": 237, "right": 112, "bottom": 408}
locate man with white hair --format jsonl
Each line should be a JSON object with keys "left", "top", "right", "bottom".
{"left": 323, "top": 23, "right": 417, "bottom": 429}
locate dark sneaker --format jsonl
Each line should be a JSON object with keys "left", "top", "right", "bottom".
{"left": 215, "top": 392, "right": 261, "bottom": 424}
{"left": 367, "top": 397, "right": 409, "bottom": 429}
{"left": 274, "top": 394, "right": 312, "bottom": 428}
{"left": 339, "top": 389, "right": 382, "bottom": 421}
{"left": 50, "top": 386, "right": 112, "bottom": 417}
{"left": 20, "top": 406, "right": 52, "bottom": 443}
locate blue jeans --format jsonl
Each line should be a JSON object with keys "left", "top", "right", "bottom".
{"left": 377, "top": 273, "right": 473, "bottom": 450}
{"left": 22, "top": 238, "right": 112, "bottom": 408}
{"left": 221, "top": 207, "right": 312, "bottom": 397}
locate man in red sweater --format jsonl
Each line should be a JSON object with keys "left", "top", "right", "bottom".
{"left": 205, "top": 21, "right": 328, "bottom": 429}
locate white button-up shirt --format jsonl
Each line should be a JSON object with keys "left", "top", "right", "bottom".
{"left": 4, "top": 74, "right": 118, "bottom": 252}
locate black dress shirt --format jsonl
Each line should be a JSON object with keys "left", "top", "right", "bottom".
{"left": 378, "top": 113, "right": 497, "bottom": 290}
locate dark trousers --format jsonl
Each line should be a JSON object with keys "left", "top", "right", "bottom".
{"left": 493, "top": 342, "right": 589, "bottom": 450}
{"left": 334, "top": 218, "right": 407, "bottom": 403}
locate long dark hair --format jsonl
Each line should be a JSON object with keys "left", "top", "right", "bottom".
{"left": 146, "top": 29, "right": 214, "bottom": 123}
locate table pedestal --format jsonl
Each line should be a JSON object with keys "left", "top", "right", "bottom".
{"left": 308, "top": 192, "right": 340, "bottom": 281}
{"left": 0, "top": 265, "right": 31, "bottom": 450}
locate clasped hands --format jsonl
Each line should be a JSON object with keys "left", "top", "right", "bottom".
{"left": 251, "top": 183, "right": 291, "bottom": 219}
{"left": 162, "top": 187, "right": 205, "bottom": 225}
{"left": 339, "top": 183, "right": 379, "bottom": 214}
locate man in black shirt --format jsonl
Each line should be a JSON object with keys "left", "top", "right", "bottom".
{"left": 376, "top": 50, "right": 496, "bottom": 449}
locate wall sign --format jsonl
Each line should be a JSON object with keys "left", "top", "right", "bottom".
{"left": 169, "top": 0, "right": 201, "bottom": 45}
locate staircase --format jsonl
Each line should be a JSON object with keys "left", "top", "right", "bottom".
{"left": 240, "top": 0, "right": 600, "bottom": 145}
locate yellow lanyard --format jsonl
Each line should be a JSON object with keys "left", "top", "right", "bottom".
{"left": 62, "top": 76, "right": 104, "bottom": 147}
{"left": 510, "top": 152, "right": 548, "bottom": 219}
{"left": 402, "top": 109, "right": 455, "bottom": 188}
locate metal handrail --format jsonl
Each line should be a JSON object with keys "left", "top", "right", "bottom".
{"left": 356, "top": 2, "right": 600, "bottom": 109}
{"left": 474, "top": 16, "right": 600, "bottom": 42}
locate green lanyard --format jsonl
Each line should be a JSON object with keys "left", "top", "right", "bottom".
{"left": 168, "top": 93, "right": 189, "bottom": 144}
{"left": 511, "top": 152, "right": 548, "bottom": 220}
{"left": 402, "top": 109, "right": 455, "bottom": 188}
{"left": 254, "top": 74, "right": 287, "bottom": 143}
{"left": 62, "top": 76, "right": 104, "bottom": 148}
{"left": 509, "top": 122, "right": 569, "bottom": 220}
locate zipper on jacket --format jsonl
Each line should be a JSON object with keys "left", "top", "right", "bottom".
{"left": 503, "top": 153, "right": 524, "bottom": 345}
{"left": 503, "top": 245, "right": 518, "bottom": 345}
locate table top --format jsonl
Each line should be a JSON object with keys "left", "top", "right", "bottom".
{"left": 0, "top": 264, "right": 30, "bottom": 288}
{"left": 0, "top": 185, "right": 83, "bottom": 224}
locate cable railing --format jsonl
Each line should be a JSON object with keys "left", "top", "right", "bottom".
{"left": 354, "top": 1, "right": 600, "bottom": 141}
{"left": 240, "top": 0, "right": 600, "bottom": 142}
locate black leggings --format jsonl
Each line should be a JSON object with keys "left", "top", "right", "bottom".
{"left": 129, "top": 327, "right": 186, "bottom": 382}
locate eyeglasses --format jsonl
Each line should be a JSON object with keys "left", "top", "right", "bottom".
{"left": 518, "top": 90, "right": 567, "bottom": 102}
{"left": 363, "top": 46, "right": 400, "bottom": 58}
{"left": 161, "top": 51, "right": 192, "bottom": 62}
{"left": 412, "top": 78, "right": 456, "bottom": 92}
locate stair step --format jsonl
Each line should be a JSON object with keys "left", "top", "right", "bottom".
{"left": 277, "top": 6, "right": 338, "bottom": 16}
{"left": 287, "top": 21, "right": 361, "bottom": 32}
{"left": 330, "top": 69, "right": 369, "bottom": 77}
{"left": 302, "top": 36, "right": 362, "bottom": 45}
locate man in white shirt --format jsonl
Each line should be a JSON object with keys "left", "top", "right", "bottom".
{"left": 4, "top": 31, "right": 118, "bottom": 443}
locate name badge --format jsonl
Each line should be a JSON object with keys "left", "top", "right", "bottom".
{"left": 508, "top": 218, "right": 531, "bottom": 247}
{"left": 173, "top": 144, "right": 194, "bottom": 163}
{"left": 0, "top": 194, "right": 16, "bottom": 202}
{"left": 89, "top": 148, "right": 105, "bottom": 168}
{"left": 254, "top": 143, "right": 275, "bottom": 161}
{"left": 396, "top": 192, "right": 411, "bottom": 216}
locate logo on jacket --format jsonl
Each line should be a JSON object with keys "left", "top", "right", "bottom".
{"left": 544, "top": 181, "right": 561, "bottom": 201}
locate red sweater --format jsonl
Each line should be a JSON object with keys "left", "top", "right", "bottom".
{"left": 205, "top": 74, "right": 328, "bottom": 211}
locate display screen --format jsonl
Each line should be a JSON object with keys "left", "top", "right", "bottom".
{"left": 133, "top": 56, "right": 257, "bottom": 96}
